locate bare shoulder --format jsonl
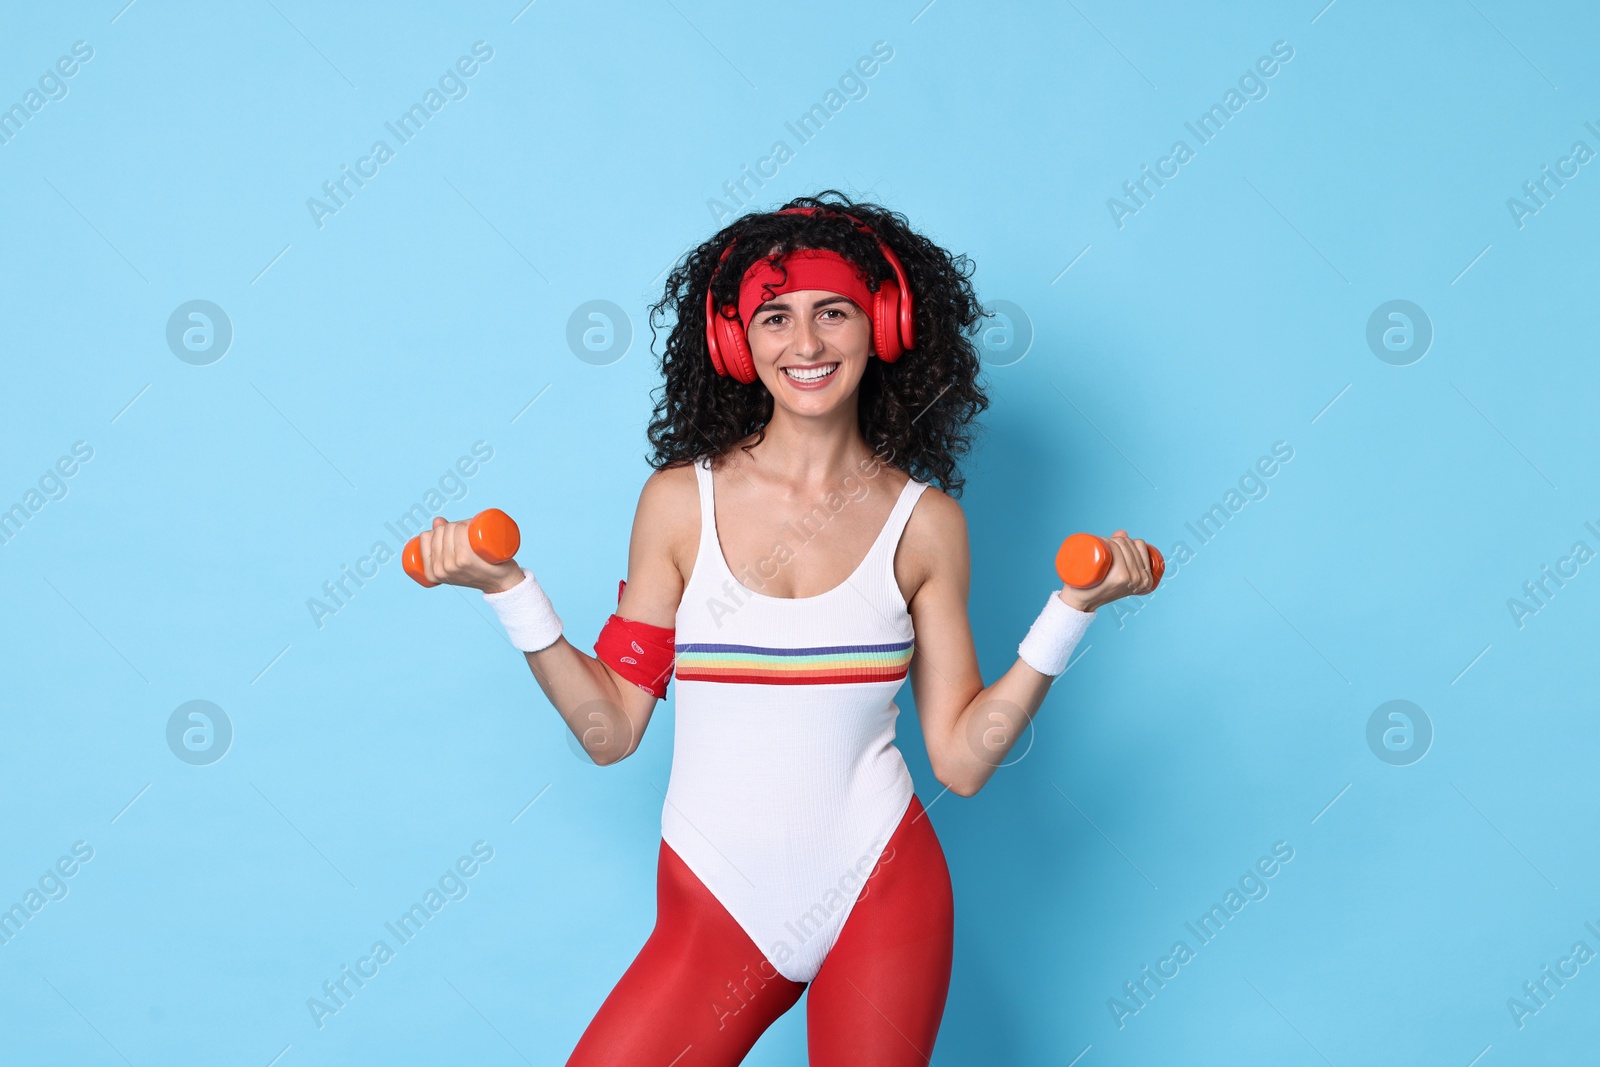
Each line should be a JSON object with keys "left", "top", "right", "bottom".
{"left": 636, "top": 462, "right": 699, "bottom": 528}
{"left": 897, "top": 482, "right": 970, "bottom": 606}
{"left": 617, "top": 463, "right": 700, "bottom": 625}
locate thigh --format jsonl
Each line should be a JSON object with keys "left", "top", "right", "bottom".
{"left": 566, "top": 840, "right": 806, "bottom": 1067}
{"left": 805, "top": 794, "right": 955, "bottom": 1065}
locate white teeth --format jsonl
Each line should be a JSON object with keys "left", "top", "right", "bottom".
{"left": 783, "top": 364, "right": 837, "bottom": 382}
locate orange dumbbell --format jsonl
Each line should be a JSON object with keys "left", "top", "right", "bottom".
{"left": 402, "top": 508, "right": 521, "bottom": 587}
{"left": 1055, "top": 529, "right": 1164, "bottom": 592}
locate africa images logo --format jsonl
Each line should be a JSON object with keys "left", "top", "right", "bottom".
{"left": 306, "top": 42, "right": 494, "bottom": 229}
{"left": 1105, "top": 41, "right": 1295, "bottom": 229}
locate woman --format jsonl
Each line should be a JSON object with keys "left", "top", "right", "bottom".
{"left": 416, "top": 192, "right": 1156, "bottom": 1064}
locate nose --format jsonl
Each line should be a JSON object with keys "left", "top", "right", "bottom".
{"left": 790, "top": 314, "right": 826, "bottom": 360}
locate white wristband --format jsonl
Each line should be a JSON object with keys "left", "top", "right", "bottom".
{"left": 482, "top": 568, "right": 563, "bottom": 652}
{"left": 1017, "top": 590, "right": 1096, "bottom": 676}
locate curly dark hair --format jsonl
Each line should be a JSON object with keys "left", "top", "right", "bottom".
{"left": 644, "top": 189, "right": 990, "bottom": 496}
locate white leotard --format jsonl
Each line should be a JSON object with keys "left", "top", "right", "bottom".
{"left": 664, "top": 455, "right": 928, "bottom": 983}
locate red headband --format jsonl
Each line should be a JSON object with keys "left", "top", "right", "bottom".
{"left": 736, "top": 249, "right": 875, "bottom": 329}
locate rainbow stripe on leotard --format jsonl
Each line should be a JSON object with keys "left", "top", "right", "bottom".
{"left": 673, "top": 639, "right": 914, "bottom": 686}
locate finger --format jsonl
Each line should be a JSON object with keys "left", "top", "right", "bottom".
{"left": 1111, "top": 530, "right": 1149, "bottom": 592}
{"left": 440, "top": 520, "right": 464, "bottom": 583}
{"left": 1131, "top": 537, "right": 1153, "bottom": 591}
{"left": 450, "top": 519, "right": 473, "bottom": 573}
{"left": 1114, "top": 535, "right": 1145, "bottom": 592}
{"left": 419, "top": 526, "right": 436, "bottom": 585}
{"left": 450, "top": 519, "right": 472, "bottom": 575}
{"left": 1104, "top": 533, "right": 1134, "bottom": 588}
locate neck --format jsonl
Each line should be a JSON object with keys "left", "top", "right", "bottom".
{"left": 741, "top": 394, "right": 875, "bottom": 490}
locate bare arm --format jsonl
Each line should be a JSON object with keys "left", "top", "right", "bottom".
{"left": 419, "top": 467, "right": 692, "bottom": 765}
{"left": 903, "top": 493, "right": 1153, "bottom": 797}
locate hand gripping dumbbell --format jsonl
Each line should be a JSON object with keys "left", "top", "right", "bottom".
{"left": 402, "top": 508, "right": 521, "bottom": 587}
{"left": 1055, "top": 529, "right": 1164, "bottom": 592}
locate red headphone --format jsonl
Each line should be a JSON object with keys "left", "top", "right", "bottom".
{"left": 703, "top": 206, "right": 917, "bottom": 384}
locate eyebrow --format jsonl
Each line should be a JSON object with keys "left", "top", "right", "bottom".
{"left": 754, "top": 295, "right": 854, "bottom": 314}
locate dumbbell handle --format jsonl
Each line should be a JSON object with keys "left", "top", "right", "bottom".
{"left": 1055, "top": 530, "right": 1165, "bottom": 591}
{"left": 403, "top": 508, "right": 521, "bottom": 588}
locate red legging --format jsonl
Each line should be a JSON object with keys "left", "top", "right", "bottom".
{"left": 565, "top": 794, "right": 955, "bottom": 1066}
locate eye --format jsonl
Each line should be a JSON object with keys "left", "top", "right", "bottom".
{"left": 759, "top": 312, "right": 787, "bottom": 326}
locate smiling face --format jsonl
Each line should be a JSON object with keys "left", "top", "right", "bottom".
{"left": 745, "top": 289, "right": 874, "bottom": 413}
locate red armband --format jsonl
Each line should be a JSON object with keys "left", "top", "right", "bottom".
{"left": 594, "top": 579, "right": 676, "bottom": 699}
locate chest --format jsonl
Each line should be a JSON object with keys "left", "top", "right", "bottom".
{"left": 711, "top": 480, "right": 902, "bottom": 601}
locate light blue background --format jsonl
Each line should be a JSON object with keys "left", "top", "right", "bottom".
{"left": 2, "top": 0, "right": 1597, "bottom": 1063}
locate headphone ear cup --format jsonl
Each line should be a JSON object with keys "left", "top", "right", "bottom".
{"left": 873, "top": 280, "right": 905, "bottom": 363}
{"left": 872, "top": 237, "right": 916, "bottom": 353}
{"left": 898, "top": 283, "right": 915, "bottom": 352}
{"left": 715, "top": 308, "right": 758, "bottom": 383}
{"left": 705, "top": 291, "right": 730, "bottom": 377}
